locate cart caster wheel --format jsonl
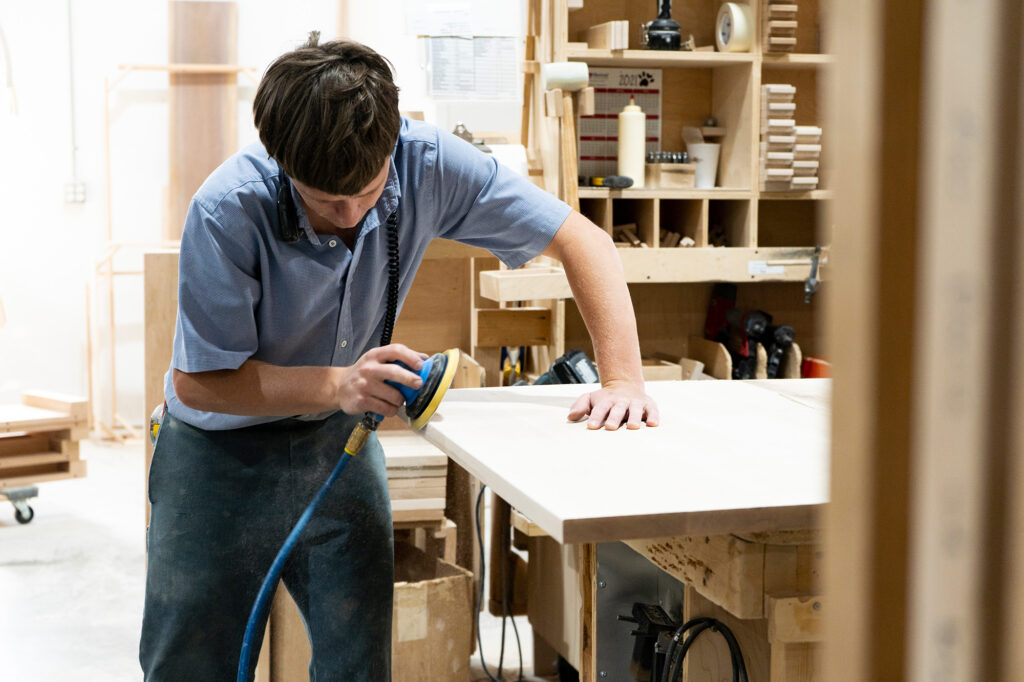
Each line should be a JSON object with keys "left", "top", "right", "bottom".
{"left": 15, "top": 506, "right": 34, "bottom": 524}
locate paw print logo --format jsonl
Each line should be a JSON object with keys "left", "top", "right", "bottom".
{"left": 638, "top": 71, "right": 655, "bottom": 87}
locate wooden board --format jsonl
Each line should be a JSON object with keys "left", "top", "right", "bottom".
{"left": 391, "top": 498, "right": 446, "bottom": 524}
{"left": 420, "top": 380, "right": 830, "bottom": 544}
{"left": 0, "top": 405, "right": 82, "bottom": 435}
{"left": 0, "top": 459, "right": 86, "bottom": 488}
{"left": 144, "top": 251, "right": 179, "bottom": 527}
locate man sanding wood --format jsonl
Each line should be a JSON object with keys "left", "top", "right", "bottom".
{"left": 140, "top": 33, "right": 659, "bottom": 681}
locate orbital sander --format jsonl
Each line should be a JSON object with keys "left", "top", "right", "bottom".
{"left": 344, "top": 347, "right": 461, "bottom": 454}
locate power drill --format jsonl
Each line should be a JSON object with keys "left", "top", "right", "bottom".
{"left": 704, "top": 284, "right": 773, "bottom": 380}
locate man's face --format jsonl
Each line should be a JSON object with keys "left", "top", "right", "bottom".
{"left": 291, "top": 160, "right": 390, "bottom": 231}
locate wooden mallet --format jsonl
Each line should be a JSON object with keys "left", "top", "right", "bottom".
{"left": 542, "top": 62, "right": 591, "bottom": 212}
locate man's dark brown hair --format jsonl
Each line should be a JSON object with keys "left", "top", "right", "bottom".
{"left": 254, "top": 32, "right": 400, "bottom": 195}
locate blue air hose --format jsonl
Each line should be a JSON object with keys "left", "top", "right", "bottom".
{"left": 236, "top": 450, "right": 353, "bottom": 682}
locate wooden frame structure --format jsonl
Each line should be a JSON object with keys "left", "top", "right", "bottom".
{"left": 91, "top": 62, "right": 257, "bottom": 440}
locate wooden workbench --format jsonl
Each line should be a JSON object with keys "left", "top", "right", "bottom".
{"left": 420, "top": 379, "right": 830, "bottom": 681}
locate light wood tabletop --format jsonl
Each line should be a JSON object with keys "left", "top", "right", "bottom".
{"left": 419, "top": 379, "right": 831, "bottom": 544}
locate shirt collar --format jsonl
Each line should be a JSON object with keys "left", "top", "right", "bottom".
{"left": 288, "top": 156, "right": 402, "bottom": 247}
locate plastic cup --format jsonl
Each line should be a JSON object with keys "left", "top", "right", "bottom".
{"left": 688, "top": 142, "right": 721, "bottom": 189}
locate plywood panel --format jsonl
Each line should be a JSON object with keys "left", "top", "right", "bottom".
{"left": 566, "top": 282, "right": 712, "bottom": 361}
{"left": 393, "top": 258, "right": 472, "bottom": 354}
{"left": 420, "top": 380, "right": 830, "bottom": 544}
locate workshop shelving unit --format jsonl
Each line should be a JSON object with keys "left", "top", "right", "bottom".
{"left": 503, "top": 0, "right": 831, "bottom": 370}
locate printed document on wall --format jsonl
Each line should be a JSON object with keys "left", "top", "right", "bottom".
{"left": 426, "top": 37, "right": 518, "bottom": 99}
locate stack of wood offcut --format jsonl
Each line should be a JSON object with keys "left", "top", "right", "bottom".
{"left": 763, "top": 1, "right": 798, "bottom": 53}
{"left": 0, "top": 392, "right": 88, "bottom": 489}
{"left": 585, "top": 20, "right": 629, "bottom": 50}
{"left": 760, "top": 84, "right": 822, "bottom": 191}
{"left": 381, "top": 431, "right": 447, "bottom": 526}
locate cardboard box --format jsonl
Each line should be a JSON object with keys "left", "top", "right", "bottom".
{"left": 392, "top": 542, "right": 474, "bottom": 681}
{"left": 266, "top": 542, "right": 473, "bottom": 682}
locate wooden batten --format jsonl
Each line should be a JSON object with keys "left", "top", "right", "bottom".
{"left": 143, "top": 250, "right": 180, "bottom": 527}
{"left": 167, "top": 1, "right": 238, "bottom": 240}
{"left": 20, "top": 392, "right": 89, "bottom": 421}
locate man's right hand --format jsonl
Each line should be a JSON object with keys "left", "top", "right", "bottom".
{"left": 332, "top": 344, "right": 427, "bottom": 417}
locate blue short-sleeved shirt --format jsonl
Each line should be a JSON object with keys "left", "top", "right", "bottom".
{"left": 165, "top": 118, "right": 571, "bottom": 430}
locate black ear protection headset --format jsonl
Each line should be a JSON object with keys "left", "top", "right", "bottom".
{"left": 275, "top": 173, "right": 402, "bottom": 346}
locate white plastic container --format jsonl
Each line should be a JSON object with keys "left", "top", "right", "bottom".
{"left": 687, "top": 142, "right": 721, "bottom": 189}
{"left": 617, "top": 97, "right": 646, "bottom": 187}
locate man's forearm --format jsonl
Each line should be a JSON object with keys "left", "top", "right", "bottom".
{"left": 544, "top": 211, "right": 644, "bottom": 386}
{"left": 173, "top": 360, "right": 341, "bottom": 416}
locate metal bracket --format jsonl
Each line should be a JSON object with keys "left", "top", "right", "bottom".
{"left": 804, "top": 245, "right": 822, "bottom": 303}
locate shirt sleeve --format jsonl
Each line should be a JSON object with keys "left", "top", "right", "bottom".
{"left": 171, "top": 198, "right": 261, "bottom": 373}
{"left": 431, "top": 131, "right": 572, "bottom": 269}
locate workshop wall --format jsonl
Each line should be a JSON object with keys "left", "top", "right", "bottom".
{"left": 0, "top": 0, "right": 522, "bottom": 425}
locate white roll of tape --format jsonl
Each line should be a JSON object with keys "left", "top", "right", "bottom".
{"left": 716, "top": 2, "right": 754, "bottom": 53}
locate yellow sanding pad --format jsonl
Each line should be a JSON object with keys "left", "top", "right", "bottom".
{"left": 409, "top": 348, "right": 460, "bottom": 430}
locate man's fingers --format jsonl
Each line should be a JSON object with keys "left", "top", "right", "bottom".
{"left": 602, "top": 400, "right": 629, "bottom": 431}
{"left": 644, "top": 400, "right": 661, "bottom": 427}
{"left": 387, "top": 343, "right": 426, "bottom": 370}
{"left": 625, "top": 400, "right": 645, "bottom": 430}
{"left": 587, "top": 399, "right": 613, "bottom": 430}
{"left": 571, "top": 389, "right": 660, "bottom": 429}
{"left": 374, "top": 362, "right": 424, "bottom": 390}
{"left": 369, "top": 343, "right": 425, "bottom": 371}
{"left": 362, "top": 396, "right": 400, "bottom": 417}
{"left": 567, "top": 394, "right": 592, "bottom": 422}
{"left": 367, "top": 381, "right": 407, "bottom": 409}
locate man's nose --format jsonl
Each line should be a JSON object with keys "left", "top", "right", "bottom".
{"left": 334, "top": 202, "right": 364, "bottom": 227}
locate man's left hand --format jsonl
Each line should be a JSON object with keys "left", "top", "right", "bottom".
{"left": 567, "top": 381, "right": 660, "bottom": 430}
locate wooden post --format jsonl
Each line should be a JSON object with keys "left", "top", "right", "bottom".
{"left": 907, "top": 0, "right": 1021, "bottom": 679}
{"left": 577, "top": 543, "right": 597, "bottom": 681}
{"left": 167, "top": 1, "right": 238, "bottom": 240}
{"left": 822, "top": 0, "right": 922, "bottom": 676}
{"left": 824, "top": 0, "right": 1024, "bottom": 679}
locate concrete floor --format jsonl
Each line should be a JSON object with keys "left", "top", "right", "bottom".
{"left": 0, "top": 438, "right": 552, "bottom": 681}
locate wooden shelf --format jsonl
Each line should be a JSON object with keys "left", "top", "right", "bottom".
{"left": 761, "top": 54, "right": 835, "bottom": 69}
{"left": 567, "top": 47, "right": 755, "bottom": 68}
{"left": 480, "top": 247, "right": 826, "bottom": 302}
{"left": 579, "top": 187, "right": 754, "bottom": 200}
{"left": 759, "top": 190, "right": 833, "bottom": 200}
{"left": 618, "top": 246, "right": 823, "bottom": 283}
